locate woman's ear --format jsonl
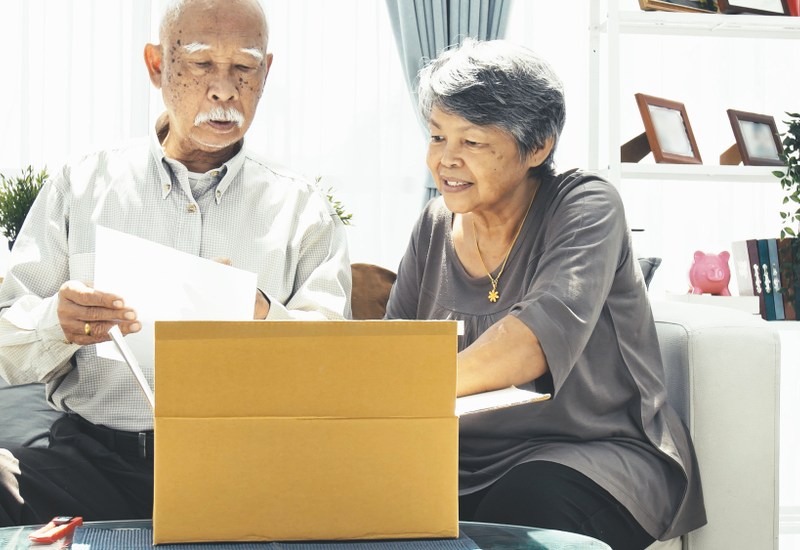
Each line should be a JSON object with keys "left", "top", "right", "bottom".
{"left": 143, "top": 43, "right": 164, "bottom": 89}
{"left": 527, "top": 137, "right": 555, "bottom": 168}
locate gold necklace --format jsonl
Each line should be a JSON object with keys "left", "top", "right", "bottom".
{"left": 472, "top": 186, "right": 538, "bottom": 303}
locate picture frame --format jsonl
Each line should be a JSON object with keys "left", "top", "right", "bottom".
{"left": 638, "top": 0, "right": 719, "bottom": 13}
{"left": 634, "top": 93, "right": 703, "bottom": 164}
{"left": 717, "top": 0, "right": 790, "bottom": 14}
{"left": 725, "top": 109, "right": 784, "bottom": 166}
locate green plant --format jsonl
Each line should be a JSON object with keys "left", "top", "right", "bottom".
{"left": 773, "top": 113, "right": 800, "bottom": 312}
{"left": 316, "top": 176, "right": 353, "bottom": 226}
{"left": 0, "top": 166, "right": 48, "bottom": 246}
{"left": 774, "top": 111, "right": 800, "bottom": 238}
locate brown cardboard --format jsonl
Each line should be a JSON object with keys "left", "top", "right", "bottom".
{"left": 152, "top": 320, "right": 458, "bottom": 544}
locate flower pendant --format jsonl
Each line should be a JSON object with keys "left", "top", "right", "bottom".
{"left": 488, "top": 286, "right": 499, "bottom": 303}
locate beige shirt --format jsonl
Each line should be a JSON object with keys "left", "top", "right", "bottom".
{"left": 0, "top": 133, "right": 351, "bottom": 431}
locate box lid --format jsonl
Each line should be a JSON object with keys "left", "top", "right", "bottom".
{"left": 154, "top": 320, "right": 458, "bottom": 419}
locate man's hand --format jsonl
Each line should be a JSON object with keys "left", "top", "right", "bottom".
{"left": 212, "top": 257, "right": 270, "bottom": 320}
{"left": 254, "top": 289, "right": 270, "bottom": 319}
{"left": 58, "top": 281, "right": 140, "bottom": 345}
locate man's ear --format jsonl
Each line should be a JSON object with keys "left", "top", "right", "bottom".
{"left": 263, "top": 53, "right": 274, "bottom": 85}
{"left": 144, "top": 43, "right": 164, "bottom": 89}
{"left": 527, "top": 136, "right": 556, "bottom": 168}
{"left": 257, "top": 53, "right": 274, "bottom": 97}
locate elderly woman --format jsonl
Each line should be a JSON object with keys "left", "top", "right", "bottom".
{"left": 385, "top": 39, "right": 706, "bottom": 550}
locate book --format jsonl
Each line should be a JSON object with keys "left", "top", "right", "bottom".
{"left": 767, "top": 239, "right": 786, "bottom": 320}
{"left": 743, "top": 239, "right": 767, "bottom": 319}
{"left": 778, "top": 238, "right": 799, "bottom": 321}
{"left": 757, "top": 239, "right": 777, "bottom": 320}
{"left": 731, "top": 240, "right": 754, "bottom": 297}
{"left": 455, "top": 386, "right": 550, "bottom": 416}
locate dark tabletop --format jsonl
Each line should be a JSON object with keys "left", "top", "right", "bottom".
{"left": 0, "top": 519, "right": 611, "bottom": 549}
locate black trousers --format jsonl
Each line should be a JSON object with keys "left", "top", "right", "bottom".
{"left": 0, "top": 416, "right": 153, "bottom": 527}
{"left": 459, "top": 460, "right": 656, "bottom": 550}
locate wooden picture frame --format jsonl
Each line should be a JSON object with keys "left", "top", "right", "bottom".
{"left": 723, "top": 109, "right": 784, "bottom": 166}
{"left": 717, "top": 0, "right": 790, "bottom": 14}
{"left": 631, "top": 93, "right": 703, "bottom": 164}
{"left": 638, "top": 0, "right": 718, "bottom": 13}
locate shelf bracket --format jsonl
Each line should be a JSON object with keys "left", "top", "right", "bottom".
{"left": 620, "top": 132, "right": 650, "bottom": 163}
{"left": 719, "top": 143, "right": 742, "bottom": 166}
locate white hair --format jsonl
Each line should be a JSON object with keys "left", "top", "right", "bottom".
{"left": 158, "top": 0, "right": 269, "bottom": 47}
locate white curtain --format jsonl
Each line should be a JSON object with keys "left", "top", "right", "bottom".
{"left": 0, "top": 0, "right": 426, "bottom": 273}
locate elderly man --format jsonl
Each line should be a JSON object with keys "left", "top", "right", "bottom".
{"left": 0, "top": 0, "right": 350, "bottom": 526}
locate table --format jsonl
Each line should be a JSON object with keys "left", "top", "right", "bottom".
{"left": 0, "top": 519, "right": 611, "bottom": 549}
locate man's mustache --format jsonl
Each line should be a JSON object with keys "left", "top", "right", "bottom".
{"left": 194, "top": 107, "right": 244, "bottom": 127}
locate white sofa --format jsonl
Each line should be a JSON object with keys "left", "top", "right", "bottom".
{"left": 647, "top": 301, "right": 781, "bottom": 550}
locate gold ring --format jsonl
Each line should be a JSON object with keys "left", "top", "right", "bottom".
{"left": 84, "top": 322, "right": 92, "bottom": 336}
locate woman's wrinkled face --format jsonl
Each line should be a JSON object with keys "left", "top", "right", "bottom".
{"left": 426, "top": 106, "right": 537, "bottom": 215}
{"left": 156, "top": 1, "right": 271, "bottom": 157}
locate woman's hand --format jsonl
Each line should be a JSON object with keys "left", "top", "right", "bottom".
{"left": 456, "top": 315, "right": 547, "bottom": 397}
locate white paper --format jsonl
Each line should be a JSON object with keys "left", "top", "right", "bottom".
{"left": 93, "top": 226, "right": 257, "bottom": 370}
{"left": 109, "top": 325, "right": 155, "bottom": 410}
{"left": 455, "top": 386, "right": 550, "bottom": 417}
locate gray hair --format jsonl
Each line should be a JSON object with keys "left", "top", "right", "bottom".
{"left": 418, "top": 39, "right": 566, "bottom": 175}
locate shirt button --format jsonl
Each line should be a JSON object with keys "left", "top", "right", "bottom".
{"left": 215, "top": 190, "right": 222, "bottom": 199}
{"left": 210, "top": 170, "right": 220, "bottom": 177}
{"left": 186, "top": 204, "right": 197, "bottom": 213}
{"left": 163, "top": 184, "right": 171, "bottom": 192}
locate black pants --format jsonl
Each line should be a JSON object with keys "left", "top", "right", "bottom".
{"left": 0, "top": 416, "right": 153, "bottom": 527}
{"left": 459, "top": 461, "right": 656, "bottom": 550}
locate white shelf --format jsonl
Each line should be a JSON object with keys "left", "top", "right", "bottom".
{"left": 619, "top": 163, "right": 782, "bottom": 183}
{"left": 597, "top": 10, "right": 800, "bottom": 39}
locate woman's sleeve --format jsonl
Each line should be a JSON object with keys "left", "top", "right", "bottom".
{"left": 510, "top": 179, "right": 629, "bottom": 390}
{"left": 384, "top": 210, "right": 428, "bottom": 320}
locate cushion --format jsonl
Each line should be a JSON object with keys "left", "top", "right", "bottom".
{"left": 350, "top": 263, "right": 397, "bottom": 320}
{"left": 0, "top": 378, "right": 64, "bottom": 448}
{"left": 638, "top": 257, "right": 662, "bottom": 288}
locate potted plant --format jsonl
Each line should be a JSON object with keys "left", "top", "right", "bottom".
{"left": 775, "top": 112, "right": 800, "bottom": 239}
{"left": 773, "top": 112, "right": 800, "bottom": 319}
{"left": 0, "top": 166, "right": 48, "bottom": 250}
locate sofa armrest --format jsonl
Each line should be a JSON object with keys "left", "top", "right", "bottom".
{"left": 651, "top": 301, "right": 780, "bottom": 550}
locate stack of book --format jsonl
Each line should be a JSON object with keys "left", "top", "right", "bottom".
{"left": 732, "top": 238, "right": 800, "bottom": 321}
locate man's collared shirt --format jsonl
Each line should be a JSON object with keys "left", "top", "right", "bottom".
{"left": 0, "top": 134, "right": 351, "bottom": 430}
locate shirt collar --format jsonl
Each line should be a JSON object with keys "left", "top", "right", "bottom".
{"left": 148, "top": 118, "right": 248, "bottom": 204}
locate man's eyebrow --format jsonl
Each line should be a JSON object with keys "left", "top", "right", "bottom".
{"left": 183, "top": 42, "right": 211, "bottom": 54}
{"left": 240, "top": 47, "right": 264, "bottom": 61}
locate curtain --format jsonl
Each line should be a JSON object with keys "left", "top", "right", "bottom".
{"left": 0, "top": 0, "right": 428, "bottom": 273}
{"left": 384, "top": 0, "right": 512, "bottom": 203}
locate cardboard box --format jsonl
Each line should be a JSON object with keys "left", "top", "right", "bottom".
{"left": 153, "top": 320, "right": 458, "bottom": 544}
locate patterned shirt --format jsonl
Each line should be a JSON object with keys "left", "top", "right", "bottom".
{"left": 0, "top": 133, "right": 351, "bottom": 431}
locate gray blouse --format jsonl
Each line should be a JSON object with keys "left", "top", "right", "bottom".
{"left": 385, "top": 169, "right": 705, "bottom": 540}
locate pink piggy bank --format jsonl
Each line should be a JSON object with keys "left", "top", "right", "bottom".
{"left": 689, "top": 251, "right": 731, "bottom": 296}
